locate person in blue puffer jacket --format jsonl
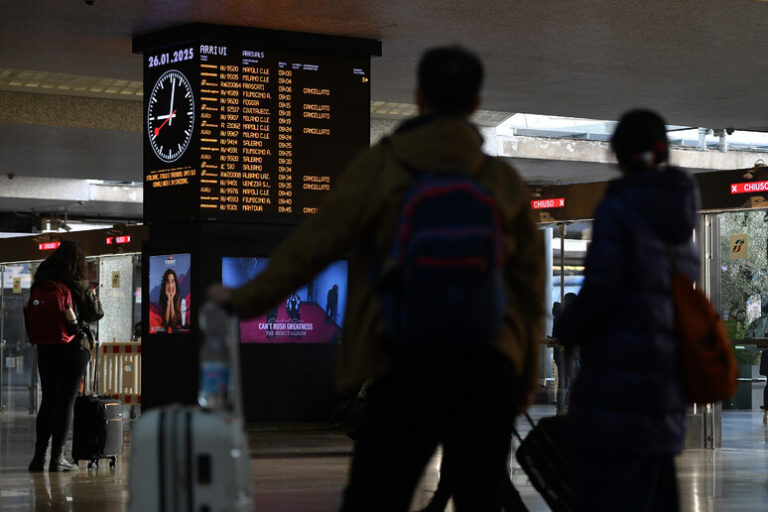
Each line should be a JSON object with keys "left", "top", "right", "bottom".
{"left": 558, "top": 109, "right": 699, "bottom": 512}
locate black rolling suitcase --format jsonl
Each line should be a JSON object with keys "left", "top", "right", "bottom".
{"left": 72, "top": 340, "right": 124, "bottom": 469}
{"left": 512, "top": 412, "right": 573, "bottom": 512}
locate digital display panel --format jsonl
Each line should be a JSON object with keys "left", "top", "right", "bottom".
{"left": 143, "top": 41, "right": 371, "bottom": 223}
{"left": 531, "top": 198, "right": 565, "bottom": 210}
{"left": 221, "top": 257, "right": 347, "bottom": 343}
{"left": 149, "top": 253, "right": 192, "bottom": 334}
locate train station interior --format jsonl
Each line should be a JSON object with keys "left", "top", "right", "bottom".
{"left": 3, "top": 1, "right": 768, "bottom": 510}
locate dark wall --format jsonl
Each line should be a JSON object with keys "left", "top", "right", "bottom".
{"left": 240, "top": 343, "right": 340, "bottom": 421}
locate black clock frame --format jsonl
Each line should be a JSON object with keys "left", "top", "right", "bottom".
{"left": 147, "top": 69, "right": 196, "bottom": 164}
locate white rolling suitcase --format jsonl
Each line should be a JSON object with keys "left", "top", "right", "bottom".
{"left": 129, "top": 304, "right": 254, "bottom": 512}
{"left": 128, "top": 406, "right": 253, "bottom": 512}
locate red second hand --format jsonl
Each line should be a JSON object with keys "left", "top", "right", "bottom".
{"left": 154, "top": 109, "right": 177, "bottom": 137}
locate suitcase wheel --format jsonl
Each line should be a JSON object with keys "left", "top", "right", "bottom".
{"left": 109, "top": 457, "right": 117, "bottom": 470}
{"left": 87, "top": 460, "right": 99, "bottom": 470}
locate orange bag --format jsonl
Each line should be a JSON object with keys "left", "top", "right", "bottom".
{"left": 670, "top": 269, "right": 738, "bottom": 404}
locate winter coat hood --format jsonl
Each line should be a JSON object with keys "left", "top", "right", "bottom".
{"left": 386, "top": 114, "right": 487, "bottom": 176}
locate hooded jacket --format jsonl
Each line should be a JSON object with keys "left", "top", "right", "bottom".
{"left": 231, "top": 115, "right": 545, "bottom": 392}
{"left": 559, "top": 166, "right": 699, "bottom": 455}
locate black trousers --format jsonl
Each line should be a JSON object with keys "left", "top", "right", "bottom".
{"left": 340, "top": 347, "right": 520, "bottom": 512}
{"left": 573, "top": 452, "right": 679, "bottom": 512}
{"left": 427, "top": 451, "right": 529, "bottom": 512}
{"left": 34, "top": 342, "right": 90, "bottom": 455}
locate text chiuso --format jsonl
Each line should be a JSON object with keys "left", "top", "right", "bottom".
{"left": 731, "top": 181, "right": 768, "bottom": 194}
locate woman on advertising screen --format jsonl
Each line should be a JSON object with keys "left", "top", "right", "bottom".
{"left": 160, "top": 269, "right": 181, "bottom": 332}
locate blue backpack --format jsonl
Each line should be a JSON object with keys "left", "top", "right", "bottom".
{"left": 379, "top": 169, "right": 507, "bottom": 349}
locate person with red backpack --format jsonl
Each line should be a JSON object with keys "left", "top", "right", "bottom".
{"left": 26, "top": 240, "right": 104, "bottom": 472}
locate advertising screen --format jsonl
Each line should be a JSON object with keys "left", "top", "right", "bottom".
{"left": 221, "top": 257, "right": 347, "bottom": 343}
{"left": 149, "top": 253, "right": 192, "bottom": 334}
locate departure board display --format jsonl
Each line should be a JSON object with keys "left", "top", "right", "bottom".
{"left": 142, "top": 40, "right": 371, "bottom": 223}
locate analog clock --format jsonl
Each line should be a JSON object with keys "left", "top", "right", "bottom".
{"left": 147, "top": 69, "right": 195, "bottom": 163}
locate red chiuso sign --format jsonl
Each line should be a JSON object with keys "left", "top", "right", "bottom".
{"left": 531, "top": 198, "right": 565, "bottom": 210}
{"left": 106, "top": 235, "right": 132, "bottom": 245}
{"left": 730, "top": 181, "right": 768, "bottom": 194}
{"left": 38, "top": 242, "right": 61, "bottom": 251}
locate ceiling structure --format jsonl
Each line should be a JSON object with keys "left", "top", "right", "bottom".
{"left": 3, "top": 0, "right": 768, "bottom": 225}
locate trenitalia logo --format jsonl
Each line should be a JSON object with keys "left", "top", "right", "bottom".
{"left": 531, "top": 198, "right": 565, "bottom": 210}
{"left": 730, "top": 181, "right": 768, "bottom": 194}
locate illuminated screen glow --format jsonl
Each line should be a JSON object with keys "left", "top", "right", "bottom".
{"left": 148, "top": 253, "right": 192, "bottom": 334}
{"left": 221, "top": 257, "right": 347, "bottom": 344}
{"left": 531, "top": 198, "right": 565, "bottom": 209}
{"left": 730, "top": 180, "right": 768, "bottom": 194}
{"left": 143, "top": 41, "right": 370, "bottom": 223}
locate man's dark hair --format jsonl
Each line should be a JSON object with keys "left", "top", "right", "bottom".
{"left": 610, "top": 109, "right": 670, "bottom": 172}
{"left": 418, "top": 45, "right": 484, "bottom": 115}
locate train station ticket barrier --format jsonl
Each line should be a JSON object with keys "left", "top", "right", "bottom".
{"left": 84, "top": 341, "right": 142, "bottom": 414}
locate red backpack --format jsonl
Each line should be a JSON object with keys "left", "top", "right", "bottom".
{"left": 25, "top": 281, "right": 77, "bottom": 345}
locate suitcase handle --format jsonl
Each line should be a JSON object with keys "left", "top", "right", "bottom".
{"left": 92, "top": 339, "right": 100, "bottom": 395}
{"left": 82, "top": 332, "right": 100, "bottom": 396}
{"left": 511, "top": 411, "right": 537, "bottom": 443}
{"left": 513, "top": 412, "right": 572, "bottom": 474}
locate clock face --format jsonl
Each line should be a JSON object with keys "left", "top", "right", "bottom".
{"left": 147, "top": 70, "right": 195, "bottom": 163}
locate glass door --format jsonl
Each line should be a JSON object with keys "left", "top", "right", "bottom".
{"left": 1, "top": 264, "right": 35, "bottom": 417}
{"left": 709, "top": 210, "right": 768, "bottom": 449}
{"left": 542, "top": 222, "right": 591, "bottom": 413}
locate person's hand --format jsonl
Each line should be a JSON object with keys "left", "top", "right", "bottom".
{"left": 207, "top": 283, "right": 233, "bottom": 306}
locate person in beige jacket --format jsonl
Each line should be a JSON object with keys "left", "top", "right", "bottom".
{"left": 209, "top": 45, "right": 545, "bottom": 512}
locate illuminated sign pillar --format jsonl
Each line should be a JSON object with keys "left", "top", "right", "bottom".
{"left": 133, "top": 24, "right": 380, "bottom": 417}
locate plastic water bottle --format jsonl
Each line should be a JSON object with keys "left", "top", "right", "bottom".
{"left": 64, "top": 302, "right": 79, "bottom": 335}
{"left": 198, "top": 302, "right": 233, "bottom": 411}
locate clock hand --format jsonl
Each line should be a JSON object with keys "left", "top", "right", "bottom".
{"left": 154, "top": 109, "right": 177, "bottom": 136}
{"left": 168, "top": 78, "right": 175, "bottom": 126}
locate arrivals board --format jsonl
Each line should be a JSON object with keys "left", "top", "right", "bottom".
{"left": 141, "top": 36, "right": 372, "bottom": 223}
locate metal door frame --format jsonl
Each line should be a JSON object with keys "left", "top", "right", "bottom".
{"left": 1, "top": 264, "right": 5, "bottom": 414}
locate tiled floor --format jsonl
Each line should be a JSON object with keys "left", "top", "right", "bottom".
{"left": 1, "top": 405, "right": 767, "bottom": 511}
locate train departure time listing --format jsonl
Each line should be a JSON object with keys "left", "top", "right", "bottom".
{"left": 142, "top": 41, "right": 370, "bottom": 222}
